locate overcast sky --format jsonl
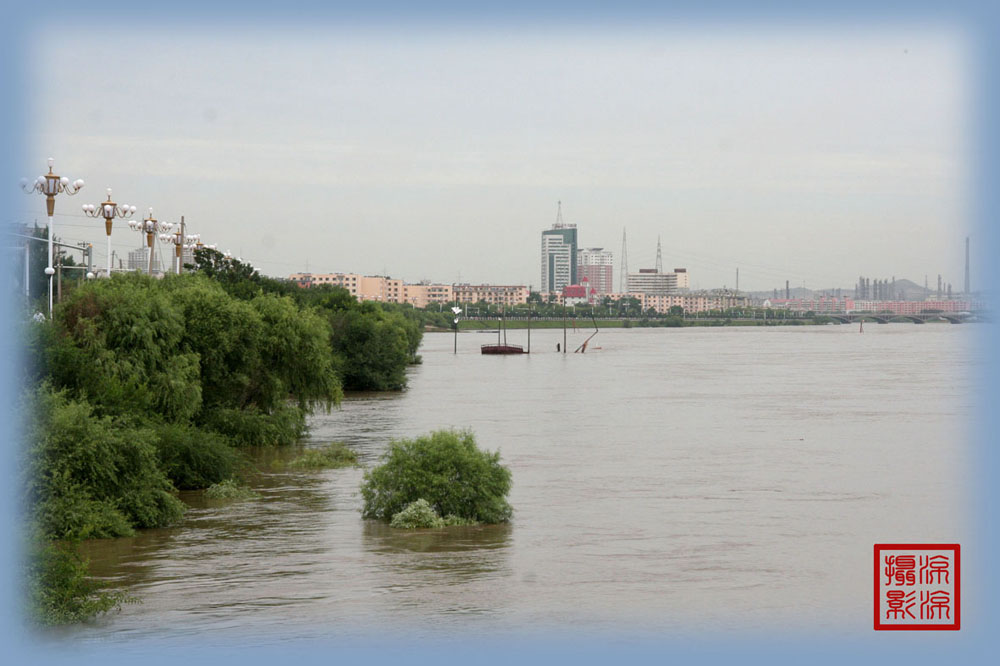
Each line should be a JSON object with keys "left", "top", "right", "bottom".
{"left": 22, "top": 22, "right": 971, "bottom": 292}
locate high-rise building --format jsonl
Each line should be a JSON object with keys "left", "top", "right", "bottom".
{"left": 577, "top": 247, "right": 613, "bottom": 295}
{"left": 540, "top": 220, "right": 577, "bottom": 293}
{"left": 127, "top": 245, "right": 162, "bottom": 273}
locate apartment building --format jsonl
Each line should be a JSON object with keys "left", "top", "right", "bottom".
{"left": 454, "top": 283, "right": 529, "bottom": 306}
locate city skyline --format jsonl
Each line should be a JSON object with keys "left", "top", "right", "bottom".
{"left": 22, "top": 24, "right": 972, "bottom": 292}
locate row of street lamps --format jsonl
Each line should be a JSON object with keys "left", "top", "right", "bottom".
{"left": 20, "top": 157, "right": 216, "bottom": 317}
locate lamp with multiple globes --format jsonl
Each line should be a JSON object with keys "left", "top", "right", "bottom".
{"left": 19, "top": 158, "right": 84, "bottom": 316}
{"left": 128, "top": 208, "right": 171, "bottom": 275}
{"left": 82, "top": 188, "right": 136, "bottom": 278}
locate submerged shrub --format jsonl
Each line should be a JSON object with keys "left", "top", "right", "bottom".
{"left": 390, "top": 499, "right": 443, "bottom": 529}
{"left": 204, "top": 478, "right": 259, "bottom": 501}
{"left": 388, "top": 500, "right": 480, "bottom": 529}
{"left": 283, "top": 442, "right": 357, "bottom": 471}
{"left": 153, "top": 423, "right": 243, "bottom": 490}
{"left": 24, "top": 536, "right": 131, "bottom": 626}
{"left": 201, "top": 405, "right": 307, "bottom": 447}
{"left": 360, "top": 429, "right": 512, "bottom": 524}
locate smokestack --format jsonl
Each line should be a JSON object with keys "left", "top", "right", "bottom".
{"left": 937, "top": 274, "right": 942, "bottom": 298}
{"left": 785, "top": 280, "right": 790, "bottom": 300}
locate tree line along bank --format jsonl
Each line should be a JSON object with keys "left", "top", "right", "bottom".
{"left": 22, "top": 248, "right": 428, "bottom": 625}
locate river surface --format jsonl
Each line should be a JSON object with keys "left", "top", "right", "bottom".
{"left": 71, "top": 324, "right": 977, "bottom": 643}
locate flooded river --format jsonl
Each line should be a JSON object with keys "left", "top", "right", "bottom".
{"left": 72, "top": 324, "right": 976, "bottom": 643}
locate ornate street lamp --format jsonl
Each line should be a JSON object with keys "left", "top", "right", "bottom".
{"left": 82, "top": 188, "right": 136, "bottom": 278}
{"left": 178, "top": 233, "right": 217, "bottom": 272}
{"left": 451, "top": 306, "right": 462, "bottom": 354}
{"left": 159, "top": 226, "right": 187, "bottom": 275}
{"left": 19, "top": 157, "right": 84, "bottom": 316}
{"left": 160, "top": 229, "right": 182, "bottom": 274}
{"left": 128, "top": 208, "right": 170, "bottom": 275}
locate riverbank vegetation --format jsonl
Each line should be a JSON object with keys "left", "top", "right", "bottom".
{"left": 361, "top": 429, "right": 512, "bottom": 528}
{"left": 280, "top": 442, "right": 358, "bottom": 471}
{"left": 412, "top": 300, "right": 847, "bottom": 332}
{"left": 204, "top": 479, "right": 260, "bottom": 501}
{"left": 21, "top": 252, "right": 423, "bottom": 625}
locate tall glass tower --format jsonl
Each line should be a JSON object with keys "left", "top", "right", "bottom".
{"left": 540, "top": 202, "right": 577, "bottom": 293}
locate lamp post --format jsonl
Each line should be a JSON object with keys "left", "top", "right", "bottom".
{"left": 159, "top": 217, "right": 190, "bottom": 275}
{"left": 129, "top": 208, "right": 170, "bottom": 275}
{"left": 160, "top": 228, "right": 184, "bottom": 274}
{"left": 182, "top": 234, "right": 217, "bottom": 269}
{"left": 451, "top": 306, "right": 462, "bottom": 354}
{"left": 20, "top": 157, "right": 84, "bottom": 316}
{"left": 82, "top": 188, "right": 136, "bottom": 278}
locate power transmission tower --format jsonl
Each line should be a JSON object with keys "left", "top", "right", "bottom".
{"left": 620, "top": 227, "right": 629, "bottom": 293}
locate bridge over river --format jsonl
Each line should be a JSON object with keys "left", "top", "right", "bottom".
{"left": 824, "top": 312, "right": 974, "bottom": 324}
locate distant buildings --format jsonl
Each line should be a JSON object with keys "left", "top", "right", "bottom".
{"left": 605, "top": 290, "right": 747, "bottom": 313}
{"left": 541, "top": 222, "right": 577, "bottom": 293}
{"left": 562, "top": 283, "right": 595, "bottom": 306}
{"left": 625, "top": 267, "right": 689, "bottom": 296}
{"left": 288, "top": 272, "right": 404, "bottom": 303}
{"left": 577, "top": 247, "right": 613, "bottom": 295}
{"left": 127, "top": 246, "right": 161, "bottom": 273}
{"left": 402, "top": 282, "right": 454, "bottom": 309}
{"left": 289, "top": 272, "right": 526, "bottom": 307}
{"left": 453, "top": 284, "right": 529, "bottom": 306}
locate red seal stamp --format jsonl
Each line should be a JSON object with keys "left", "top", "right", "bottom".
{"left": 874, "top": 544, "right": 960, "bottom": 630}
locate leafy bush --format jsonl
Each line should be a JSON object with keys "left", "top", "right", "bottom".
{"left": 153, "top": 422, "right": 243, "bottom": 490}
{"left": 204, "top": 478, "right": 259, "bottom": 500}
{"left": 361, "top": 429, "right": 512, "bottom": 524}
{"left": 389, "top": 499, "right": 443, "bottom": 528}
{"left": 388, "top": 499, "right": 479, "bottom": 529}
{"left": 283, "top": 442, "right": 357, "bottom": 470}
{"left": 25, "top": 387, "right": 185, "bottom": 540}
{"left": 24, "top": 536, "right": 131, "bottom": 626}
{"left": 201, "top": 404, "right": 307, "bottom": 448}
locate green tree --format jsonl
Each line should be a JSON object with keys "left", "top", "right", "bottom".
{"left": 328, "top": 303, "right": 412, "bottom": 391}
{"left": 44, "top": 274, "right": 202, "bottom": 422}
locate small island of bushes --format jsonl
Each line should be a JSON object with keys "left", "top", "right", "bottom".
{"left": 361, "top": 429, "right": 512, "bottom": 528}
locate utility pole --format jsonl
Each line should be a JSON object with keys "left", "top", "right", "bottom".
{"left": 563, "top": 303, "right": 567, "bottom": 354}
{"left": 56, "top": 243, "right": 63, "bottom": 304}
{"left": 179, "top": 215, "right": 186, "bottom": 274}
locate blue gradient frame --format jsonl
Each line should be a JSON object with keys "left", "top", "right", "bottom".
{"left": 2, "top": 2, "right": 996, "bottom": 663}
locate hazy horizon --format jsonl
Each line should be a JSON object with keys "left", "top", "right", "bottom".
{"left": 21, "top": 22, "right": 974, "bottom": 293}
